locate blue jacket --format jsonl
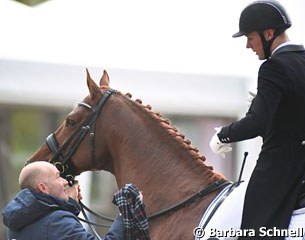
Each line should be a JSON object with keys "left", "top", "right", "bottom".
{"left": 2, "top": 189, "right": 123, "bottom": 240}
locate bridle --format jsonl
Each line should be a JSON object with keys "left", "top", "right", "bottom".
{"left": 46, "top": 88, "right": 116, "bottom": 185}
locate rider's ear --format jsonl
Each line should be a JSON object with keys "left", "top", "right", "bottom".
{"left": 263, "top": 29, "right": 275, "bottom": 41}
{"left": 86, "top": 68, "right": 100, "bottom": 98}
{"left": 100, "top": 70, "right": 110, "bottom": 87}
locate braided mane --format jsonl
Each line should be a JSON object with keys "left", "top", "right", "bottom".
{"left": 121, "top": 91, "right": 213, "bottom": 168}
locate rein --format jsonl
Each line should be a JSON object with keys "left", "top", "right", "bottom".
{"left": 148, "top": 179, "right": 230, "bottom": 220}
{"left": 77, "top": 179, "right": 230, "bottom": 227}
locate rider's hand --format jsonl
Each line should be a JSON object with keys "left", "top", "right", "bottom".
{"left": 209, "top": 127, "right": 232, "bottom": 159}
{"left": 247, "top": 91, "right": 256, "bottom": 108}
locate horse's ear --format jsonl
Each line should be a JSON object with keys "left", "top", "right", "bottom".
{"left": 99, "top": 70, "right": 110, "bottom": 87}
{"left": 86, "top": 68, "right": 100, "bottom": 98}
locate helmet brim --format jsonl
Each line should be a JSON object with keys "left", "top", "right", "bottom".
{"left": 232, "top": 31, "right": 245, "bottom": 38}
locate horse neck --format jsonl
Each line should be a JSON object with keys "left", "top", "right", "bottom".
{"left": 104, "top": 92, "right": 224, "bottom": 186}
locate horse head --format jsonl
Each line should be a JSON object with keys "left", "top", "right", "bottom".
{"left": 27, "top": 70, "right": 115, "bottom": 177}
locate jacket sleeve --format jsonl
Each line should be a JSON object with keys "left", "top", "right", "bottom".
{"left": 218, "top": 58, "right": 289, "bottom": 143}
{"left": 104, "top": 214, "right": 124, "bottom": 240}
{"left": 47, "top": 210, "right": 98, "bottom": 240}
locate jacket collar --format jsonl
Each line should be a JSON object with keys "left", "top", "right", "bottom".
{"left": 2, "top": 189, "right": 80, "bottom": 231}
{"left": 272, "top": 44, "right": 305, "bottom": 57}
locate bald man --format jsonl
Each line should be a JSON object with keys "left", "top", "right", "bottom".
{"left": 2, "top": 161, "right": 123, "bottom": 240}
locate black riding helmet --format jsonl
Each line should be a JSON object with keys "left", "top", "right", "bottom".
{"left": 233, "top": 0, "right": 291, "bottom": 59}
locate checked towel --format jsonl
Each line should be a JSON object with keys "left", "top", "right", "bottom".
{"left": 113, "top": 183, "right": 150, "bottom": 240}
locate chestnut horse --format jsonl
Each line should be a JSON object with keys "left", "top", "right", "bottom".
{"left": 27, "top": 70, "right": 228, "bottom": 239}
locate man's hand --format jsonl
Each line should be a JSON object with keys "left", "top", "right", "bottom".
{"left": 209, "top": 127, "right": 232, "bottom": 159}
{"left": 65, "top": 180, "right": 83, "bottom": 202}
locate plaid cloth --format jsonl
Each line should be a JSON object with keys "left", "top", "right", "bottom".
{"left": 112, "top": 183, "right": 150, "bottom": 240}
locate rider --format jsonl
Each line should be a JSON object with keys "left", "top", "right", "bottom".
{"left": 210, "top": 0, "right": 305, "bottom": 238}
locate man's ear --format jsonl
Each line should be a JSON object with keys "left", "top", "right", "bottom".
{"left": 37, "top": 182, "right": 48, "bottom": 194}
{"left": 263, "top": 29, "right": 275, "bottom": 41}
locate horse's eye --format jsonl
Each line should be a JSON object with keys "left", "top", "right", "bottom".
{"left": 66, "top": 118, "right": 76, "bottom": 127}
